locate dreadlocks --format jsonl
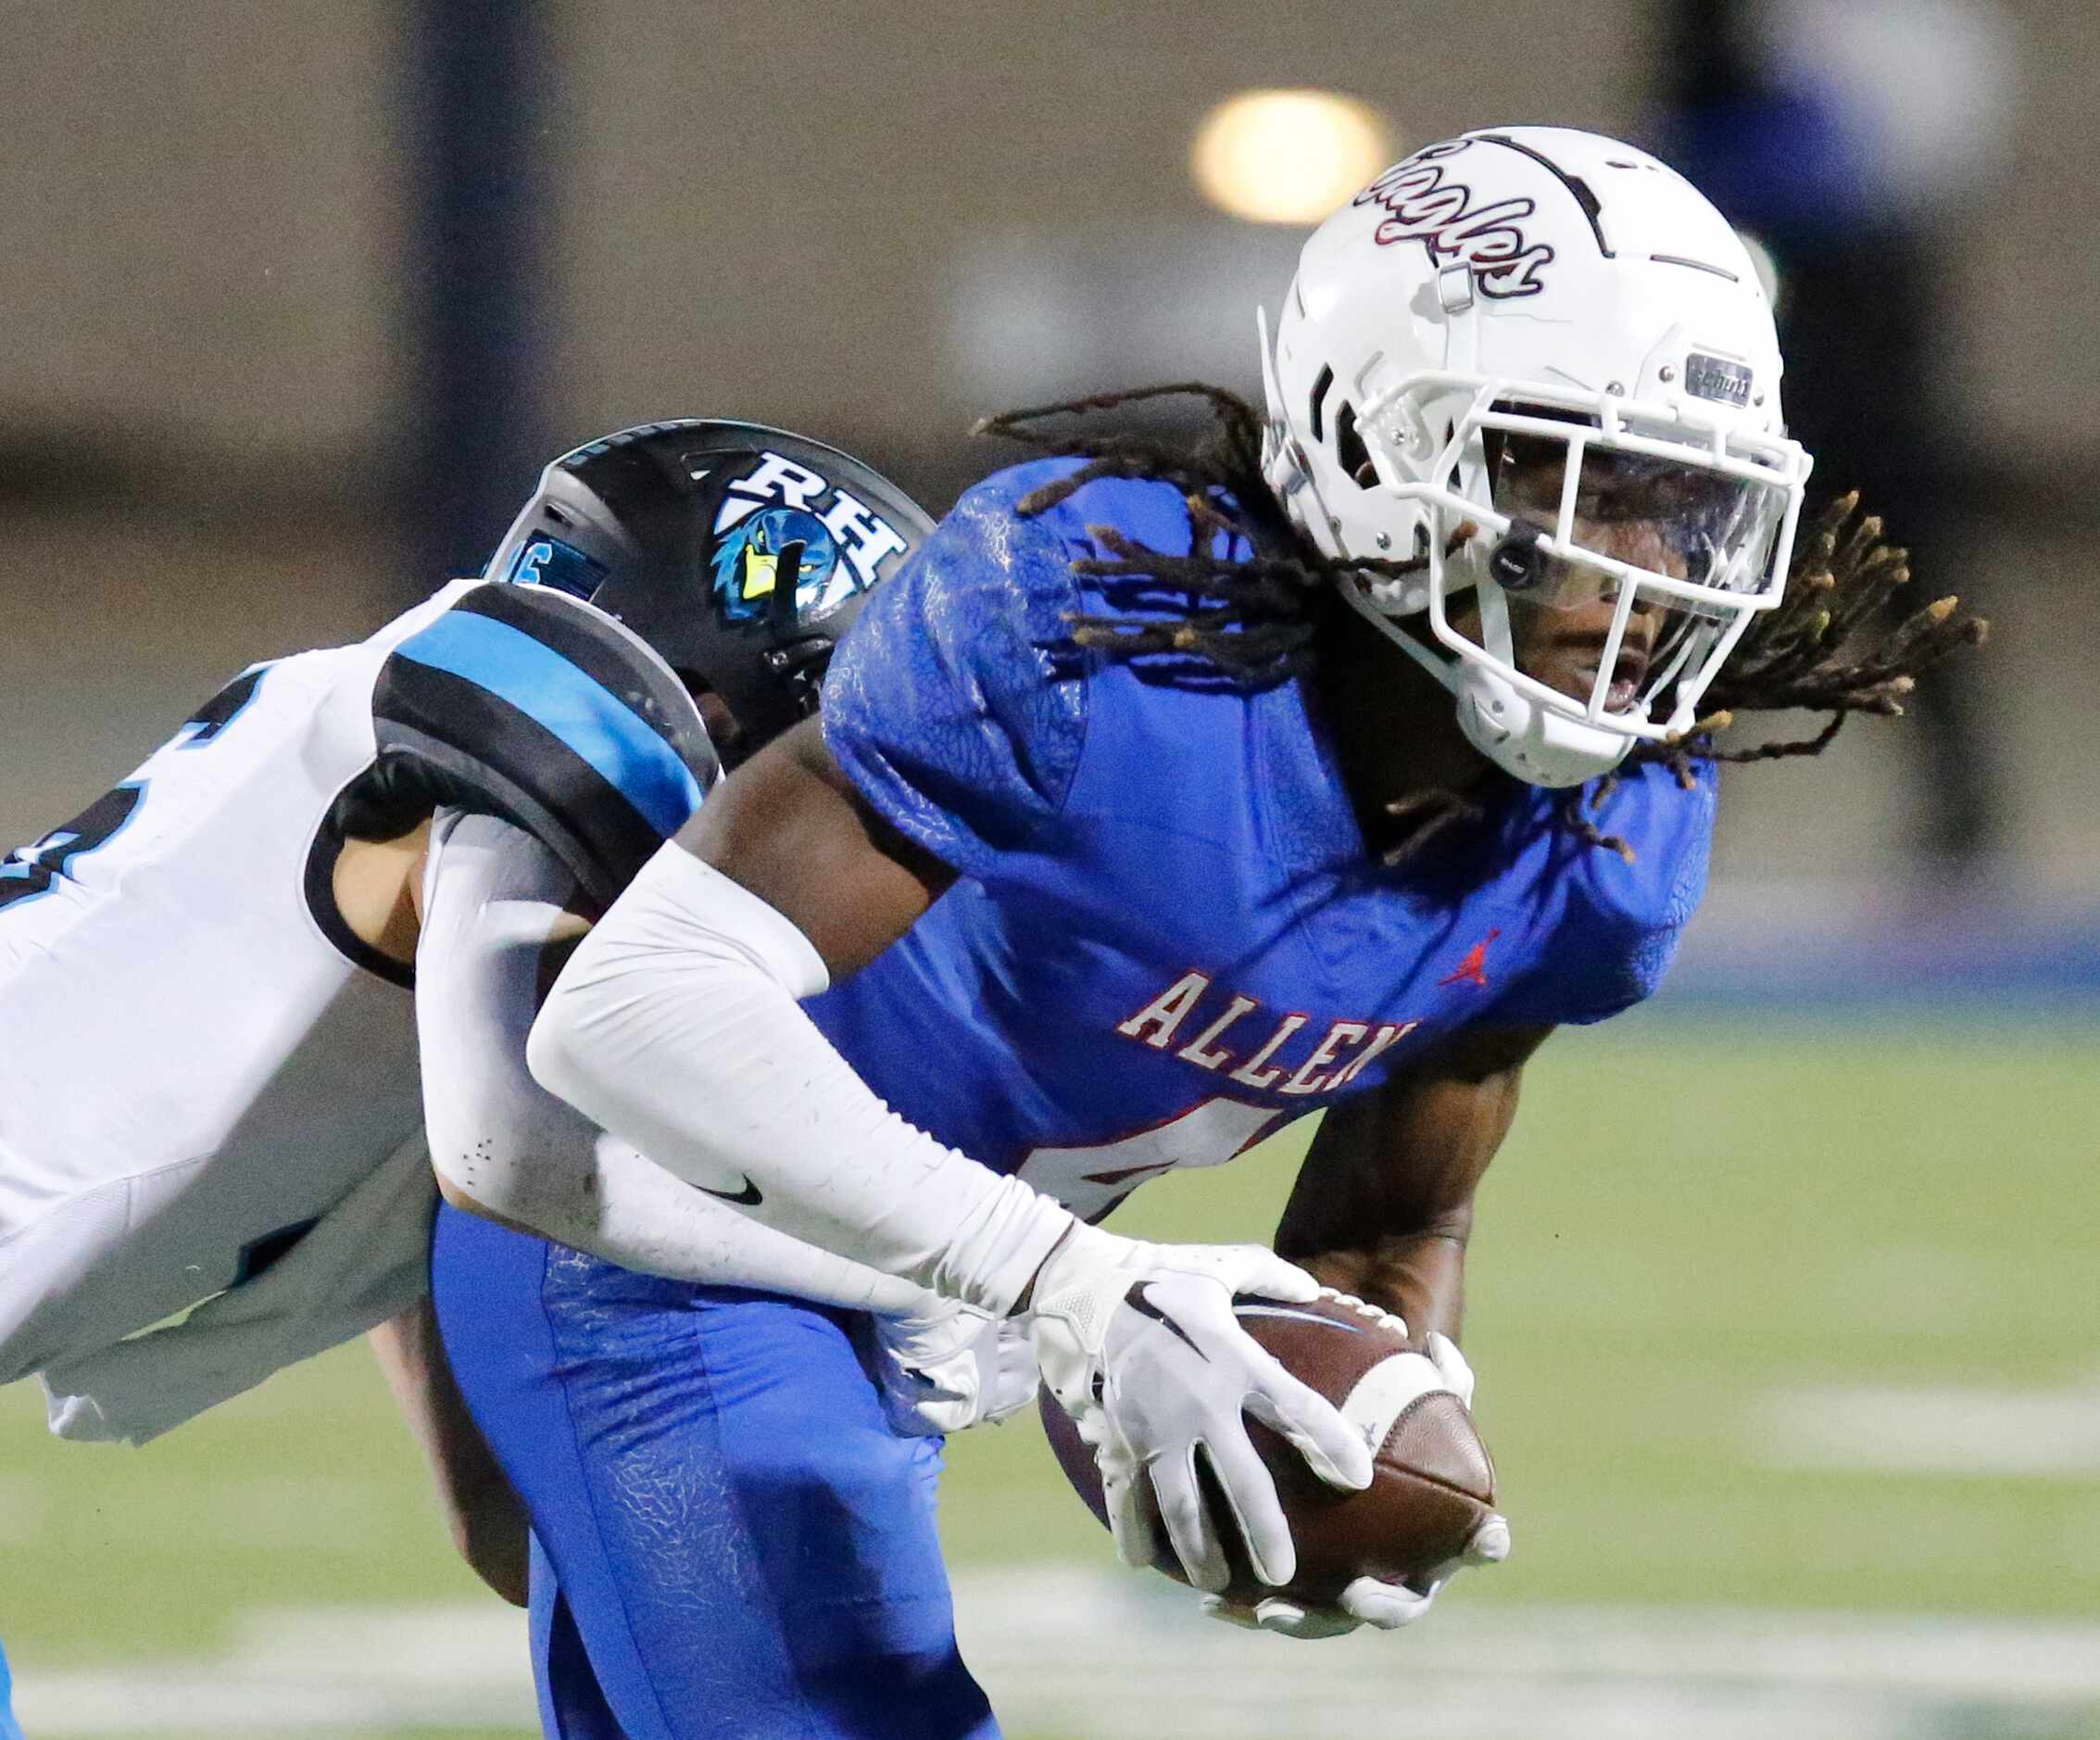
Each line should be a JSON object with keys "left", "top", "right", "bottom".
{"left": 975, "top": 383, "right": 1403, "bottom": 686}
{"left": 976, "top": 383, "right": 1988, "bottom": 863}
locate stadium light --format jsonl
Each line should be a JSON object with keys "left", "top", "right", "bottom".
{"left": 1191, "top": 89, "right": 1394, "bottom": 225}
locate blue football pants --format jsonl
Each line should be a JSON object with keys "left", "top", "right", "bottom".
{"left": 429, "top": 1201, "right": 998, "bottom": 1740}
{"left": 0, "top": 1635, "right": 22, "bottom": 1740}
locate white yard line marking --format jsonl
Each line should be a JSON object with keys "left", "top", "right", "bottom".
{"left": 1755, "top": 1381, "right": 2100, "bottom": 1476}
{"left": 14, "top": 1574, "right": 2100, "bottom": 1737}
{"left": 13, "top": 1606, "right": 536, "bottom": 1735}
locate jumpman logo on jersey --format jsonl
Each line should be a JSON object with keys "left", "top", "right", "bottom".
{"left": 1439, "top": 928, "right": 1502, "bottom": 990}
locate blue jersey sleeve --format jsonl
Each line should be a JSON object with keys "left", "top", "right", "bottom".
{"left": 822, "top": 461, "right": 1092, "bottom": 880}
{"left": 364, "top": 582, "right": 717, "bottom": 906}
{"left": 1492, "top": 762, "right": 1716, "bottom": 1028}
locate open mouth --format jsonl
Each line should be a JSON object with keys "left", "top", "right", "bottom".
{"left": 1572, "top": 646, "right": 1652, "bottom": 713}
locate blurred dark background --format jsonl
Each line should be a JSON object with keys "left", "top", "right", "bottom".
{"left": 3, "top": 0, "right": 2094, "bottom": 916}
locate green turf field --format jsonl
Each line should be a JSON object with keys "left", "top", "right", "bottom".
{"left": 5, "top": 1018, "right": 2097, "bottom": 1736}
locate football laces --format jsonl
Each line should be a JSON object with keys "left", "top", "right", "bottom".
{"left": 1315, "top": 1285, "right": 1409, "bottom": 1338}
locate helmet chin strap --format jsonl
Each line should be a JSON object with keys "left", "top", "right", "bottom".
{"left": 1452, "top": 665, "right": 1632, "bottom": 789}
{"left": 1472, "top": 561, "right": 1517, "bottom": 670}
{"left": 1338, "top": 560, "right": 1633, "bottom": 791}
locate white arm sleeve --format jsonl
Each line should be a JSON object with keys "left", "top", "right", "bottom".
{"left": 415, "top": 810, "right": 931, "bottom": 1316}
{"left": 526, "top": 839, "right": 1076, "bottom": 1317}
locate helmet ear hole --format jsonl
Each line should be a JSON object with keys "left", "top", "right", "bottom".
{"left": 1334, "top": 402, "right": 1373, "bottom": 488}
{"left": 681, "top": 678, "right": 754, "bottom": 770}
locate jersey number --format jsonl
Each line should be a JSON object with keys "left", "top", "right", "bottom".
{"left": 0, "top": 783, "right": 146, "bottom": 910}
{"left": 0, "top": 668, "right": 269, "bottom": 912}
{"left": 1013, "top": 1096, "right": 1289, "bottom": 1223}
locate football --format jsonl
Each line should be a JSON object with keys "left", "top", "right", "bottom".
{"left": 1037, "top": 1289, "right": 1498, "bottom": 1608}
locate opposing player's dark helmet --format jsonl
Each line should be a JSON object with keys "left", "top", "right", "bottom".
{"left": 484, "top": 420, "right": 935, "bottom": 764}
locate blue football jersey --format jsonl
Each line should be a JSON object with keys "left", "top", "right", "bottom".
{"left": 809, "top": 460, "right": 1715, "bottom": 1220}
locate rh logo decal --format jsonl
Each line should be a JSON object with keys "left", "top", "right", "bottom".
{"left": 713, "top": 452, "right": 908, "bottom": 597}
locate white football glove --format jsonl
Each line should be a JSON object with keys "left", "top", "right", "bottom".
{"left": 1198, "top": 1331, "right": 1511, "bottom": 1638}
{"left": 874, "top": 1299, "right": 1039, "bottom": 1437}
{"left": 1025, "top": 1225, "right": 1374, "bottom": 1593}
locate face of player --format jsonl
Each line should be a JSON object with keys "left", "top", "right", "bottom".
{"left": 1470, "top": 430, "right": 1763, "bottom": 715}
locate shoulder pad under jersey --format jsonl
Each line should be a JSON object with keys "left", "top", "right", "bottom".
{"left": 821, "top": 460, "right": 1093, "bottom": 879}
{"left": 358, "top": 582, "right": 716, "bottom": 905}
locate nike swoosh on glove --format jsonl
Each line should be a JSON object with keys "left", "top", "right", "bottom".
{"left": 1025, "top": 1225, "right": 1374, "bottom": 1592}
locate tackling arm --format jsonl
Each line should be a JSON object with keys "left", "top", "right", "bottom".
{"left": 416, "top": 807, "right": 1034, "bottom": 1435}
{"left": 1275, "top": 1023, "right": 1553, "bottom": 1340}
{"left": 414, "top": 806, "right": 933, "bottom": 1316}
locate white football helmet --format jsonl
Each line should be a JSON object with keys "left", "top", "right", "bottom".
{"left": 1260, "top": 126, "right": 1814, "bottom": 788}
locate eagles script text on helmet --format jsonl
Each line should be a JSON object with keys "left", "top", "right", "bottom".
{"left": 1352, "top": 141, "right": 1554, "bottom": 299}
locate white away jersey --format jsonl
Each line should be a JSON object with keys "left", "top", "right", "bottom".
{"left": 0, "top": 577, "right": 715, "bottom": 1393}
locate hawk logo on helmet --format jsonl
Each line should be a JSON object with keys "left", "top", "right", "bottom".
{"left": 710, "top": 510, "right": 847, "bottom": 624}
{"left": 1352, "top": 140, "right": 1554, "bottom": 300}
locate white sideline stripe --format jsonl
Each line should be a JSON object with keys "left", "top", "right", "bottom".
{"left": 14, "top": 1573, "right": 2100, "bottom": 1737}
{"left": 1755, "top": 1381, "right": 2100, "bottom": 1476}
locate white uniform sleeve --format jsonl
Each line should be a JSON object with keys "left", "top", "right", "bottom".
{"left": 41, "top": 1131, "right": 436, "bottom": 1445}
{"left": 415, "top": 810, "right": 931, "bottom": 1316}
{"left": 526, "top": 840, "right": 1077, "bottom": 1317}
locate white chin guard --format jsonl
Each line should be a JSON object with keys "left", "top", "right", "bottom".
{"left": 1454, "top": 663, "right": 1634, "bottom": 789}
